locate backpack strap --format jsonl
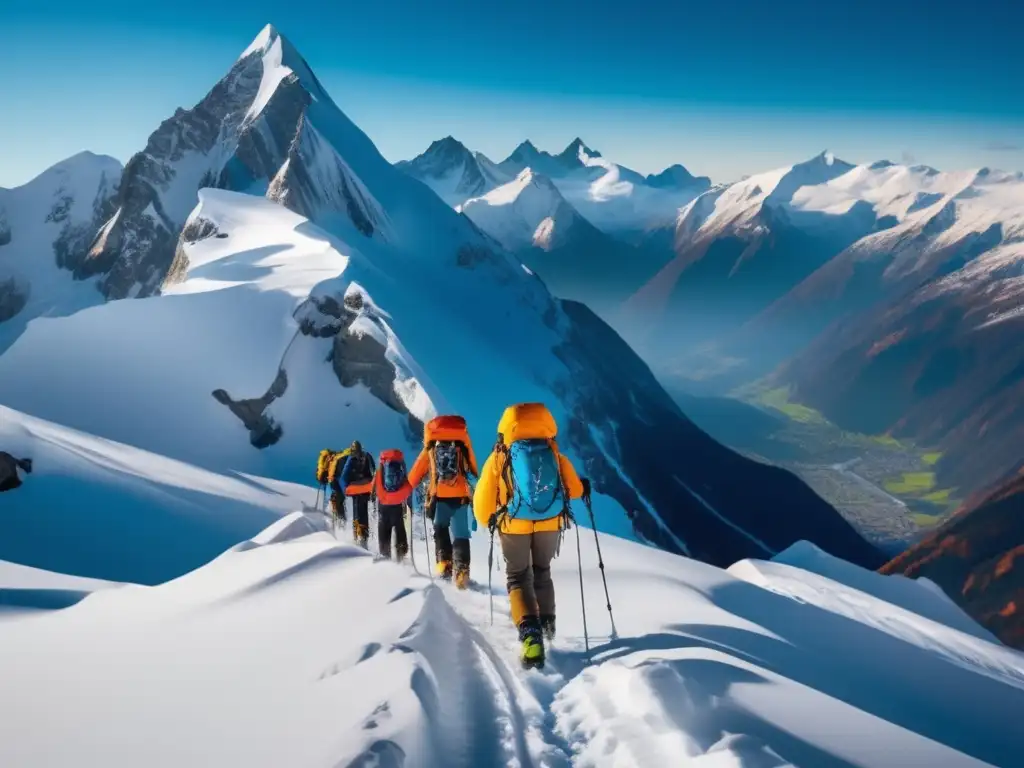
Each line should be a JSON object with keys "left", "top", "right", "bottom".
{"left": 548, "top": 439, "right": 574, "bottom": 528}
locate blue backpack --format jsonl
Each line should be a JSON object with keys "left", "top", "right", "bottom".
{"left": 382, "top": 457, "right": 407, "bottom": 493}
{"left": 507, "top": 439, "right": 564, "bottom": 520}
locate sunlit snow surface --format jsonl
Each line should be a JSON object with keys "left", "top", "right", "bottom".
{"left": 1, "top": 409, "right": 1022, "bottom": 767}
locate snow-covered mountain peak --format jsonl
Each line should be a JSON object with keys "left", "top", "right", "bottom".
{"left": 557, "top": 137, "right": 601, "bottom": 166}
{"left": 512, "top": 166, "right": 560, "bottom": 194}
{"left": 506, "top": 139, "right": 540, "bottom": 161}
{"left": 645, "top": 163, "right": 701, "bottom": 189}
{"left": 457, "top": 167, "right": 576, "bottom": 251}
{"left": 52, "top": 23, "right": 478, "bottom": 303}
{"left": 396, "top": 136, "right": 510, "bottom": 205}
{"left": 6, "top": 151, "right": 121, "bottom": 197}
{"left": 238, "top": 23, "right": 279, "bottom": 60}
{"left": 0, "top": 152, "right": 123, "bottom": 352}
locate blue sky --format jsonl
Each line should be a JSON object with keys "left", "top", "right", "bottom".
{"left": 2, "top": 0, "right": 1022, "bottom": 187}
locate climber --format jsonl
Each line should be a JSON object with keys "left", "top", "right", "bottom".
{"left": 340, "top": 441, "right": 376, "bottom": 549}
{"left": 0, "top": 452, "right": 32, "bottom": 493}
{"left": 473, "top": 403, "right": 588, "bottom": 670}
{"left": 408, "top": 415, "right": 479, "bottom": 588}
{"left": 325, "top": 447, "right": 352, "bottom": 524}
{"left": 374, "top": 449, "right": 413, "bottom": 562}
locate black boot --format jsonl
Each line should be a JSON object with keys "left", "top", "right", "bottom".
{"left": 434, "top": 526, "right": 453, "bottom": 579}
{"left": 540, "top": 615, "right": 556, "bottom": 641}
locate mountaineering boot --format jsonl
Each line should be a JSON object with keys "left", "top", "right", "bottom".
{"left": 518, "top": 617, "right": 545, "bottom": 670}
{"left": 540, "top": 615, "right": 556, "bottom": 641}
{"left": 395, "top": 543, "right": 408, "bottom": 564}
{"left": 330, "top": 494, "right": 346, "bottom": 525}
{"left": 436, "top": 560, "right": 453, "bottom": 580}
{"left": 353, "top": 521, "right": 369, "bottom": 550}
{"left": 453, "top": 538, "right": 471, "bottom": 590}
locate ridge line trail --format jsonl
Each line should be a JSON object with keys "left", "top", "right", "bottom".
{"left": 329, "top": 508, "right": 587, "bottom": 767}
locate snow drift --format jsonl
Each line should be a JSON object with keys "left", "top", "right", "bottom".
{"left": 0, "top": 404, "right": 305, "bottom": 584}
{"left": 1, "top": 496, "right": 1021, "bottom": 767}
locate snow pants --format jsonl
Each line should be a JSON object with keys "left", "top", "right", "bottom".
{"left": 432, "top": 499, "right": 472, "bottom": 570}
{"left": 350, "top": 493, "right": 370, "bottom": 546}
{"left": 500, "top": 530, "right": 560, "bottom": 628}
{"left": 377, "top": 503, "right": 409, "bottom": 561}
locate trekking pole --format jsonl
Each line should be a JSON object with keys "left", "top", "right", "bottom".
{"left": 407, "top": 501, "right": 418, "bottom": 574}
{"left": 421, "top": 500, "right": 434, "bottom": 582}
{"left": 315, "top": 484, "right": 322, "bottom": 512}
{"left": 575, "top": 519, "right": 590, "bottom": 656}
{"left": 584, "top": 493, "right": 617, "bottom": 639}
{"left": 487, "top": 526, "right": 495, "bottom": 625}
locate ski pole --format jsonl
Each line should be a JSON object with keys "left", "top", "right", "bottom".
{"left": 422, "top": 500, "right": 434, "bottom": 582}
{"left": 575, "top": 520, "right": 590, "bottom": 656}
{"left": 407, "top": 501, "right": 418, "bottom": 574}
{"left": 584, "top": 494, "right": 617, "bottom": 639}
{"left": 315, "top": 484, "right": 322, "bottom": 511}
{"left": 487, "top": 526, "right": 495, "bottom": 626}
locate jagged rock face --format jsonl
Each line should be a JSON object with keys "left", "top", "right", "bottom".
{"left": 327, "top": 291, "right": 424, "bottom": 440}
{"left": 66, "top": 55, "right": 264, "bottom": 298}
{"left": 66, "top": 34, "right": 385, "bottom": 301}
{"left": 556, "top": 299, "right": 885, "bottom": 569}
{"left": 165, "top": 216, "right": 222, "bottom": 286}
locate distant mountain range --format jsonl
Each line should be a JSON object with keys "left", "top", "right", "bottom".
{"left": 396, "top": 135, "right": 710, "bottom": 311}
{"left": 620, "top": 152, "right": 1024, "bottom": 501}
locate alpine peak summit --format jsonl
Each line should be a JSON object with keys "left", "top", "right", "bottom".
{"left": 393, "top": 135, "right": 507, "bottom": 205}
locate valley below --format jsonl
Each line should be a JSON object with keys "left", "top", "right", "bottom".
{"left": 669, "top": 381, "right": 958, "bottom": 555}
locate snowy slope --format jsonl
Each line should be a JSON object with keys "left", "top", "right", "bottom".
{"left": 0, "top": 26, "right": 881, "bottom": 570}
{"left": 0, "top": 152, "right": 122, "bottom": 353}
{"left": 458, "top": 168, "right": 586, "bottom": 251}
{"left": 0, "top": 559, "right": 118, "bottom": 617}
{"left": 0, "top": 502, "right": 1020, "bottom": 767}
{"left": 459, "top": 168, "right": 682, "bottom": 313}
{"left": 0, "top": 191, "right": 430, "bottom": 482}
{"left": 0, "top": 404, "right": 306, "bottom": 584}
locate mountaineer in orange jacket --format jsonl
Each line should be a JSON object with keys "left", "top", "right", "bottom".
{"left": 473, "top": 403, "right": 588, "bottom": 670}
{"left": 407, "top": 415, "right": 479, "bottom": 588}
{"left": 374, "top": 449, "right": 413, "bottom": 562}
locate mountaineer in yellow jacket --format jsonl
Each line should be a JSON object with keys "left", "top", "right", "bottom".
{"left": 473, "top": 403, "right": 589, "bottom": 670}
{"left": 407, "top": 415, "right": 479, "bottom": 588}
